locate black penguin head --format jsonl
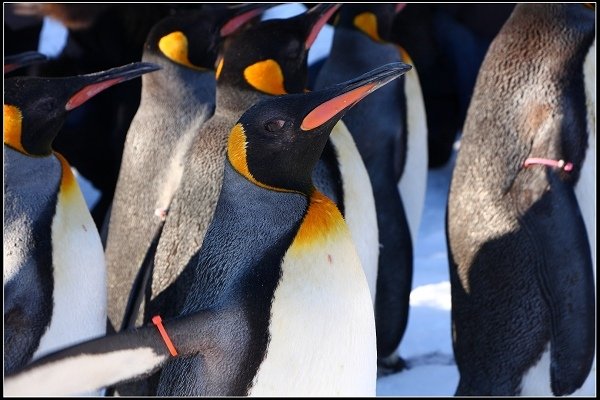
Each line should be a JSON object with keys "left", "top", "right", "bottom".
{"left": 336, "top": 3, "right": 405, "bottom": 43}
{"left": 228, "top": 62, "right": 412, "bottom": 194}
{"left": 217, "top": 3, "right": 340, "bottom": 95}
{"left": 146, "top": 4, "right": 270, "bottom": 71}
{"left": 4, "top": 51, "right": 48, "bottom": 75}
{"left": 3, "top": 62, "right": 160, "bottom": 156}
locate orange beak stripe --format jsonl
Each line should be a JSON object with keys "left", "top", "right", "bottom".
{"left": 66, "top": 78, "right": 123, "bottom": 110}
{"left": 220, "top": 8, "right": 264, "bottom": 37}
{"left": 300, "top": 83, "right": 376, "bottom": 131}
{"left": 305, "top": 5, "right": 340, "bottom": 49}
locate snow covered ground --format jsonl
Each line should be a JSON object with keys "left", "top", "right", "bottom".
{"left": 36, "top": 3, "right": 595, "bottom": 397}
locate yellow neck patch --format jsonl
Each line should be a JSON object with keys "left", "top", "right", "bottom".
{"left": 243, "top": 59, "right": 287, "bottom": 95}
{"left": 54, "top": 151, "right": 78, "bottom": 196}
{"left": 353, "top": 12, "right": 383, "bottom": 43}
{"left": 290, "top": 190, "right": 345, "bottom": 252}
{"left": 396, "top": 45, "right": 413, "bottom": 65}
{"left": 3, "top": 104, "right": 27, "bottom": 154}
{"left": 158, "top": 31, "right": 205, "bottom": 71}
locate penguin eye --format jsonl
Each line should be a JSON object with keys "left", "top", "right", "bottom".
{"left": 265, "top": 119, "right": 286, "bottom": 132}
{"left": 37, "top": 98, "right": 56, "bottom": 114}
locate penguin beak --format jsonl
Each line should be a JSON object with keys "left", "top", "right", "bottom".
{"left": 300, "top": 62, "right": 412, "bottom": 131}
{"left": 395, "top": 3, "right": 407, "bottom": 13}
{"left": 65, "top": 62, "right": 161, "bottom": 111}
{"left": 219, "top": 4, "right": 271, "bottom": 37}
{"left": 304, "top": 3, "right": 341, "bottom": 49}
{"left": 4, "top": 51, "right": 47, "bottom": 74}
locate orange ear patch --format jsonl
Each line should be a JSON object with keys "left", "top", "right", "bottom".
{"left": 228, "top": 123, "right": 251, "bottom": 180}
{"left": 3, "top": 105, "right": 27, "bottom": 154}
{"left": 227, "top": 123, "right": 296, "bottom": 193}
{"left": 243, "top": 59, "right": 287, "bottom": 95}
{"left": 353, "top": 12, "right": 382, "bottom": 42}
{"left": 158, "top": 31, "right": 205, "bottom": 71}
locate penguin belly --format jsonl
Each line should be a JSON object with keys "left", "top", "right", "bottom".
{"left": 397, "top": 62, "right": 428, "bottom": 248}
{"left": 330, "top": 120, "right": 379, "bottom": 303}
{"left": 33, "top": 154, "right": 106, "bottom": 361}
{"left": 248, "top": 193, "right": 376, "bottom": 396}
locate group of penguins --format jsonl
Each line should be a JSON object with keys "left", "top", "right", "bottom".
{"left": 3, "top": 3, "right": 596, "bottom": 397}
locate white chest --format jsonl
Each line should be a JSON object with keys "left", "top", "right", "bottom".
{"left": 33, "top": 166, "right": 107, "bottom": 361}
{"left": 249, "top": 208, "right": 376, "bottom": 396}
{"left": 330, "top": 121, "right": 379, "bottom": 304}
{"left": 397, "top": 63, "right": 428, "bottom": 247}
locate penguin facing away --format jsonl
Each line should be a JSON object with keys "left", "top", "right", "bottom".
{"left": 147, "top": 3, "right": 340, "bottom": 323}
{"left": 13, "top": 3, "right": 203, "bottom": 228}
{"left": 5, "top": 62, "right": 412, "bottom": 397}
{"left": 3, "top": 62, "right": 161, "bottom": 375}
{"left": 446, "top": 4, "right": 595, "bottom": 396}
{"left": 314, "top": 3, "right": 428, "bottom": 373}
{"left": 104, "top": 3, "right": 270, "bottom": 333}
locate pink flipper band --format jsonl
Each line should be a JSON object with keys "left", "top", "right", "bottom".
{"left": 523, "top": 158, "right": 573, "bottom": 172}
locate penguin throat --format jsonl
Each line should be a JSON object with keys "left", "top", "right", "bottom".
{"left": 290, "top": 190, "right": 344, "bottom": 252}
{"left": 396, "top": 45, "right": 414, "bottom": 65}
{"left": 243, "top": 59, "right": 287, "bottom": 95}
{"left": 54, "top": 151, "right": 78, "bottom": 194}
{"left": 353, "top": 12, "right": 383, "bottom": 43}
{"left": 3, "top": 105, "right": 28, "bottom": 154}
{"left": 158, "top": 31, "right": 206, "bottom": 71}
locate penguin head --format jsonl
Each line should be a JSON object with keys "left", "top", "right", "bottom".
{"left": 4, "top": 62, "right": 160, "bottom": 156}
{"left": 336, "top": 3, "right": 406, "bottom": 43}
{"left": 228, "top": 62, "right": 412, "bottom": 194}
{"left": 147, "top": 4, "right": 269, "bottom": 71}
{"left": 217, "top": 3, "right": 341, "bottom": 95}
{"left": 4, "top": 51, "right": 48, "bottom": 75}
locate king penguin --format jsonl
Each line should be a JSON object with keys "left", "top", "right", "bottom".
{"left": 314, "top": 3, "right": 429, "bottom": 373}
{"left": 447, "top": 4, "right": 595, "bottom": 396}
{"left": 104, "top": 3, "right": 269, "bottom": 333}
{"left": 3, "top": 62, "right": 160, "bottom": 375}
{"left": 5, "top": 62, "right": 412, "bottom": 398}
{"left": 147, "top": 3, "right": 341, "bottom": 323}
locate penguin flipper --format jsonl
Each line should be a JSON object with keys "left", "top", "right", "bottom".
{"left": 4, "top": 311, "right": 220, "bottom": 396}
{"left": 120, "top": 220, "right": 165, "bottom": 331}
{"left": 374, "top": 180, "right": 412, "bottom": 365}
{"left": 521, "top": 172, "right": 595, "bottom": 396}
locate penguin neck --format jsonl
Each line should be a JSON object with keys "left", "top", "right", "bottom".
{"left": 141, "top": 50, "right": 216, "bottom": 110}
{"left": 215, "top": 83, "right": 266, "bottom": 115}
{"left": 329, "top": 26, "right": 397, "bottom": 67}
{"left": 289, "top": 188, "right": 347, "bottom": 255}
{"left": 182, "top": 160, "right": 308, "bottom": 312}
